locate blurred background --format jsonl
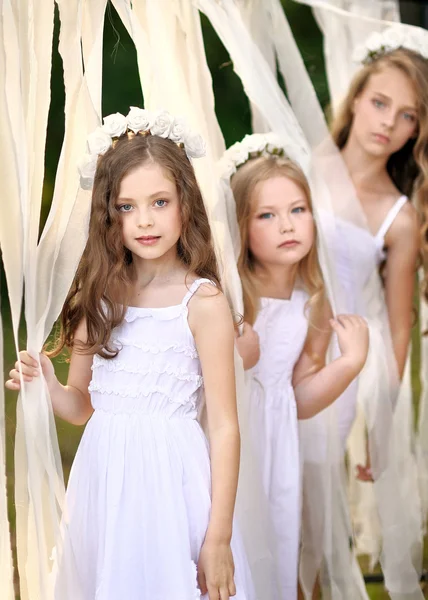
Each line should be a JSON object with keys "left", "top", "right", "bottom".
{"left": 1, "top": 1, "right": 427, "bottom": 597}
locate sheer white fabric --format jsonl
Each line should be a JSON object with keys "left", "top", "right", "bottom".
{"left": 0, "top": 0, "right": 106, "bottom": 597}
{"left": 0, "top": 2, "right": 20, "bottom": 596}
{"left": 310, "top": 0, "right": 400, "bottom": 114}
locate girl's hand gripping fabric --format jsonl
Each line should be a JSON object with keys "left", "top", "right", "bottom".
{"left": 235, "top": 322, "right": 260, "bottom": 370}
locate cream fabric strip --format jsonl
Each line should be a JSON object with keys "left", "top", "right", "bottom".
{"left": 0, "top": 314, "right": 14, "bottom": 598}
{"left": 1, "top": 0, "right": 106, "bottom": 597}
{"left": 0, "top": 0, "right": 23, "bottom": 595}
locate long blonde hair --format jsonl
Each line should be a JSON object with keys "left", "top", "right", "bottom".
{"left": 231, "top": 155, "right": 325, "bottom": 327}
{"left": 331, "top": 48, "right": 428, "bottom": 300}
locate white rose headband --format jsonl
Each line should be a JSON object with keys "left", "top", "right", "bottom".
{"left": 353, "top": 25, "right": 428, "bottom": 66}
{"left": 217, "top": 132, "right": 310, "bottom": 181}
{"left": 78, "top": 107, "right": 206, "bottom": 190}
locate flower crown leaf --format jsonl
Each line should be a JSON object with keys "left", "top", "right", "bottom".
{"left": 78, "top": 107, "right": 206, "bottom": 190}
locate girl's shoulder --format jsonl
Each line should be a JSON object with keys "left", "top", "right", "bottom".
{"left": 387, "top": 198, "right": 418, "bottom": 240}
{"left": 186, "top": 279, "right": 231, "bottom": 332}
{"left": 186, "top": 276, "right": 223, "bottom": 308}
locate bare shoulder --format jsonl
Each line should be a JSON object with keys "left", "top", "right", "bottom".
{"left": 190, "top": 283, "right": 229, "bottom": 315}
{"left": 388, "top": 200, "right": 418, "bottom": 241}
{"left": 188, "top": 284, "right": 233, "bottom": 335}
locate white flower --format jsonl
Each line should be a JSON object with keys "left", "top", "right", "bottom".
{"left": 102, "top": 112, "right": 128, "bottom": 137}
{"left": 225, "top": 142, "right": 248, "bottom": 167}
{"left": 77, "top": 153, "right": 98, "bottom": 190}
{"left": 242, "top": 133, "right": 268, "bottom": 154}
{"left": 366, "top": 32, "right": 384, "bottom": 53}
{"left": 265, "top": 132, "right": 283, "bottom": 148}
{"left": 126, "top": 106, "right": 154, "bottom": 133}
{"left": 382, "top": 27, "right": 404, "bottom": 51}
{"left": 217, "top": 156, "right": 237, "bottom": 180}
{"left": 183, "top": 132, "right": 206, "bottom": 158}
{"left": 86, "top": 127, "right": 112, "bottom": 156}
{"left": 150, "top": 110, "right": 174, "bottom": 138}
{"left": 421, "top": 43, "right": 428, "bottom": 60}
{"left": 405, "top": 36, "right": 421, "bottom": 55}
{"left": 411, "top": 29, "right": 428, "bottom": 59}
{"left": 353, "top": 44, "right": 369, "bottom": 64}
{"left": 169, "top": 117, "right": 189, "bottom": 143}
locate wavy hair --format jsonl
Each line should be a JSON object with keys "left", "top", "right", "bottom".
{"left": 231, "top": 155, "right": 326, "bottom": 330}
{"left": 331, "top": 48, "right": 428, "bottom": 300}
{"left": 50, "top": 133, "right": 220, "bottom": 358}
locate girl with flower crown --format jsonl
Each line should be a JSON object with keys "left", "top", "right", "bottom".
{"left": 220, "top": 134, "right": 369, "bottom": 600}
{"left": 295, "top": 23, "right": 428, "bottom": 600}
{"left": 327, "top": 28, "right": 428, "bottom": 463}
{"left": 6, "top": 108, "right": 255, "bottom": 600}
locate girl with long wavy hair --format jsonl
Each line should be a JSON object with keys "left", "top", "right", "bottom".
{"left": 224, "top": 136, "right": 369, "bottom": 599}
{"left": 6, "top": 109, "right": 255, "bottom": 600}
{"left": 330, "top": 37, "right": 428, "bottom": 473}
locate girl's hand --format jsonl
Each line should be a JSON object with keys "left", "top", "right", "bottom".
{"left": 197, "top": 539, "right": 236, "bottom": 599}
{"left": 330, "top": 315, "right": 369, "bottom": 372}
{"left": 5, "top": 351, "right": 56, "bottom": 391}
{"left": 235, "top": 322, "right": 260, "bottom": 370}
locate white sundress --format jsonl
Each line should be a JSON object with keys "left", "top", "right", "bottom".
{"left": 248, "top": 289, "right": 309, "bottom": 600}
{"left": 53, "top": 278, "right": 254, "bottom": 600}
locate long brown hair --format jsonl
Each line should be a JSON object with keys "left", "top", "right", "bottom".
{"left": 331, "top": 48, "right": 428, "bottom": 299}
{"left": 231, "top": 155, "right": 326, "bottom": 327}
{"left": 50, "top": 133, "right": 220, "bottom": 358}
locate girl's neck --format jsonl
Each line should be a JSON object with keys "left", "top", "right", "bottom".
{"left": 254, "top": 262, "right": 298, "bottom": 300}
{"left": 341, "top": 133, "right": 390, "bottom": 190}
{"left": 132, "top": 250, "right": 185, "bottom": 289}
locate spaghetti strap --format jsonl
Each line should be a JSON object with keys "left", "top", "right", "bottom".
{"left": 182, "top": 278, "right": 215, "bottom": 307}
{"left": 375, "top": 196, "right": 408, "bottom": 242}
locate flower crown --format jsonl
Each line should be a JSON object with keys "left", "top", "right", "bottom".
{"left": 218, "top": 132, "right": 310, "bottom": 180}
{"left": 78, "top": 107, "right": 206, "bottom": 190}
{"left": 353, "top": 26, "right": 428, "bottom": 65}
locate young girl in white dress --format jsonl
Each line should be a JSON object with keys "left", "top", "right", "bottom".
{"left": 223, "top": 136, "right": 369, "bottom": 600}
{"left": 6, "top": 109, "right": 255, "bottom": 600}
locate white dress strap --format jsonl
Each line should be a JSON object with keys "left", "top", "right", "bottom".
{"left": 182, "top": 278, "right": 215, "bottom": 307}
{"left": 375, "top": 196, "right": 408, "bottom": 242}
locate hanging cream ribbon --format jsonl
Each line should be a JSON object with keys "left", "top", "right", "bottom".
{"left": 0, "top": 0, "right": 106, "bottom": 597}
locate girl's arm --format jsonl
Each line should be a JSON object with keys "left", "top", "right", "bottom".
{"left": 383, "top": 206, "right": 419, "bottom": 379}
{"left": 189, "top": 284, "right": 239, "bottom": 598}
{"left": 6, "top": 319, "right": 94, "bottom": 426}
{"left": 189, "top": 285, "right": 240, "bottom": 544}
{"left": 293, "top": 309, "right": 369, "bottom": 420}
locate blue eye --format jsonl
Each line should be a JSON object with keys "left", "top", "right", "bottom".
{"left": 291, "top": 206, "right": 305, "bottom": 214}
{"left": 117, "top": 204, "right": 133, "bottom": 212}
{"left": 154, "top": 199, "right": 168, "bottom": 207}
{"left": 403, "top": 112, "right": 416, "bottom": 123}
{"left": 373, "top": 99, "right": 385, "bottom": 109}
{"left": 258, "top": 212, "right": 274, "bottom": 220}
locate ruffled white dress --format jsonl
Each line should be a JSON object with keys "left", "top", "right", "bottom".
{"left": 53, "top": 278, "right": 254, "bottom": 600}
{"left": 248, "top": 289, "right": 309, "bottom": 600}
